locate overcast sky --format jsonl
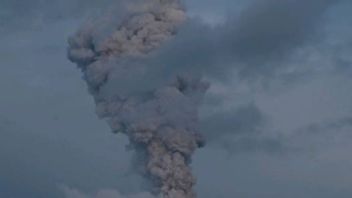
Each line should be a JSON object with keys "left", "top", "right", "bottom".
{"left": 1, "top": 0, "right": 352, "bottom": 198}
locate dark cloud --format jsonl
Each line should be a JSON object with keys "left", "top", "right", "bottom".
{"left": 141, "top": 0, "right": 340, "bottom": 83}
{"left": 228, "top": 0, "right": 338, "bottom": 59}
{"left": 227, "top": 0, "right": 346, "bottom": 80}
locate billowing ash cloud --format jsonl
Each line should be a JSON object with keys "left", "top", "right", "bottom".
{"left": 68, "top": 0, "right": 208, "bottom": 197}
{"left": 66, "top": 0, "right": 341, "bottom": 197}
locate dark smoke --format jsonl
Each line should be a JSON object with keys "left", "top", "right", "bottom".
{"left": 67, "top": 0, "right": 339, "bottom": 197}
{"left": 68, "top": 0, "right": 207, "bottom": 197}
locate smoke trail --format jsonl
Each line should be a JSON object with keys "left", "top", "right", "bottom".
{"left": 68, "top": 0, "right": 208, "bottom": 197}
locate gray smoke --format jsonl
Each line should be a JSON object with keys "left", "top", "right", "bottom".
{"left": 67, "top": 0, "right": 340, "bottom": 197}
{"left": 67, "top": 0, "right": 208, "bottom": 197}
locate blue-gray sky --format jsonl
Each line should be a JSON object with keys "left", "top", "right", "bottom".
{"left": 1, "top": 0, "right": 352, "bottom": 197}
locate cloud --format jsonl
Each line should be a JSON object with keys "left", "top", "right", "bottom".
{"left": 1, "top": 0, "right": 352, "bottom": 198}
{"left": 133, "top": 0, "right": 340, "bottom": 85}
{"left": 228, "top": 0, "right": 338, "bottom": 58}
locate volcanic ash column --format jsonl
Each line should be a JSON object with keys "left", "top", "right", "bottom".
{"left": 67, "top": 0, "right": 209, "bottom": 197}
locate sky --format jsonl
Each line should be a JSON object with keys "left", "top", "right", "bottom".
{"left": 0, "top": 0, "right": 352, "bottom": 198}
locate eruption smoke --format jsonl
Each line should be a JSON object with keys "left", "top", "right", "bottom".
{"left": 68, "top": 0, "right": 208, "bottom": 197}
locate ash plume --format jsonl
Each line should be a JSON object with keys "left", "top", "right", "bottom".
{"left": 67, "top": 0, "right": 208, "bottom": 197}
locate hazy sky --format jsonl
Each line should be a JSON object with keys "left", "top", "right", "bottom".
{"left": 1, "top": 0, "right": 352, "bottom": 198}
